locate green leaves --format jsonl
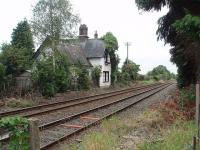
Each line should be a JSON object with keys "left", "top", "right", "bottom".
{"left": 1, "top": 44, "right": 33, "bottom": 75}
{"left": 135, "top": 0, "right": 200, "bottom": 87}
{"left": 0, "top": 63, "right": 6, "bottom": 89}
{"left": 32, "top": 53, "right": 70, "bottom": 97}
{"left": 135, "top": 0, "right": 166, "bottom": 11}
{"left": 101, "top": 32, "right": 119, "bottom": 85}
{"left": 0, "top": 117, "right": 29, "bottom": 150}
{"left": 77, "top": 65, "right": 90, "bottom": 90}
{"left": 31, "top": 0, "right": 80, "bottom": 43}
{"left": 92, "top": 66, "right": 101, "bottom": 87}
{"left": 101, "top": 32, "right": 118, "bottom": 52}
{"left": 173, "top": 14, "right": 200, "bottom": 42}
{"left": 0, "top": 20, "right": 34, "bottom": 76}
{"left": 122, "top": 59, "right": 141, "bottom": 81}
{"left": 11, "top": 19, "right": 34, "bottom": 51}
{"left": 147, "top": 65, "right": 172, "bottom": 81}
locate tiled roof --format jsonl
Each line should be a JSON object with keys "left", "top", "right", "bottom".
{"left": 33, "top": 38, "right": 106, "bottom": 66}
{"left": 83, "top": 39, "right": 105, "bottom": 58}
{"left": 57, "top": 43, "right": 91, "bottom": 67}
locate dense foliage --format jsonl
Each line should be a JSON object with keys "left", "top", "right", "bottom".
{"left": 147, "top": 65, "right": 171, "bottom": 81}
{"left": 0, "top": 117, "right": 29, "bottom": 150}
{"left": 11, "top": 19, "right": 34, "bottom": 51}
{"left": 0, "top": 44, "right": 32, "bottom": 75}
{"left": 77, "top": 64, "right": 90, "bottom": 90}
{"left": 121, "top": 59, "right": 140, "bottom": 82}
{"left": 0, "top": 20, "right": 34, "bottom": 75}
{"left": 33, "top": 58, "right": 56, "bottom": 97}
{"left": 91, "top": 66, "right": 101, "bottom": 87}
{"left": 0, "top": 63, "right": 6, "bottom": 90}
{"left": 101, "top": 32, "right": 119, "bottom": 85}
{"left": 135, "top": 0, "right": 200, "bottom": 88}
{"left": 33, "top": 52, "right": 70, "bottom": 97}
{"left": 31, "top": 0, "right": 80, "bottom": 43}
{"left": 173, "top": 14, "right": 200, "bottom": 43}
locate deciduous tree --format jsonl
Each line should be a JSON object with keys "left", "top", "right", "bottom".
{"left": 147, "top": 65, "right": 171, "bottom": 81}
{"left": 31, "top": 0, "right": 80, "bottom": 43}
{"left": 122, "top": 59, "right": 140, "bottom": 81}
{"left": 101, "top": 32, "right": 119, "bottom": 85}
{"left": 135, "top": 0, "right": 200, "bottom": 87}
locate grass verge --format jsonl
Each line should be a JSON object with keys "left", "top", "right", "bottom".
{"left": 5, "top": 98, "right": 37, "bottom": 108}
{"left": 138, "top": 120, "right": 199, "bottom": 150}
{"left": 63, "top": 86, "right": 198, "bottom": 150}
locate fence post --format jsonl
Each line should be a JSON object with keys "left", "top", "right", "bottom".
{"left": 193, "top": 136, "right": 196, "bottom": 150}
{"left": 196, "top": 84, "right": 200, "bottom": 124}
{"left": 196, "top": 83, "right": 200, "bottom": 140}
{"left": 29, "top": 118, "right": 40, "bottom": 150}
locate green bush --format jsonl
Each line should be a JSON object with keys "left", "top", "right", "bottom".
{"left": 147, "top": 65, "right": 172, "bottom": 81}
{"left": 54, "top": 54, "right": 70, "bottom": 92}
{"left": 121, "top": 59, "right": 140, "bottom": 82}
{"left": 179, "top": 86, "right": 195, "bottom": 108}
{"left": 33, "top": 59, "right": 56, "bottom": 97}
{"left": 33, "top": 54, "right": 70, "bottom": 97}
{"left": 55, "top": 67, "right": 69, "bottom": 92}
{"left": 77, "top": 66, "right": 90, "bottom": 90}
{"left": 0, "top": 117, "right": 30, "bottom": 150}
{"left": 0, "top": 63, "right": 6, "bottom": 90}
{"left": 91, "top": 66, "right": 101, "bottom": 87}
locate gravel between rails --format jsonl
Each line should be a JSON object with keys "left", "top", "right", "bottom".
{"left": 118, "top": 83, "right": 177, "bottom": 118}
{"left": 46, "top": 83, "right": 177, "bottom": 150}
{"left": 35, "top": 85, "right": 163, "bottom": 125}
{"left": 40, "top": 84, "right": 170, "bottom": 148}
{"left": 0, "top": 83, "right": 160, "bottom": 117}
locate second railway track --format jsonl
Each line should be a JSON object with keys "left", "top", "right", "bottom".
{"left": 0, "top": 82, "right": 173, "bottom": 149}
{"left": 39, "top": 82, "right": 172, "bottom": 149}
{"left": 0, "top": 83, "right": 162, "bottom": 118}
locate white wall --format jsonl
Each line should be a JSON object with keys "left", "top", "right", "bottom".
{"left": 89, "top": 57, "right": 111, "bottom": 87}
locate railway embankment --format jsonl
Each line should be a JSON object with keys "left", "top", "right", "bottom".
{"left": 62, "top": 84, "right": 199, "bottom": 150}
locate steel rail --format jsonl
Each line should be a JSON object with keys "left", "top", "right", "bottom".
{"left": 22, "top": 83, "right": 163, "bottom": 118}
{"left": 40, "top": 83, "right": 172, "bottom": 149}
{"left": 39, "top": 83, "right": 169, "bottom": 131}
{"left": 0, "top": 83, "right": 161, "bottom": 118}
{"left": 0, "top": 83, "right": 163, "bottom": 143}
{"left": 0, "top": 83, "right": 163, "bottom": 142}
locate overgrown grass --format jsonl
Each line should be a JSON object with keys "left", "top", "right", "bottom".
{"left": 66, "top": 112, "right": 166, "bottom": 150}
{"left": 6, "top": 98, "right": 37, "bottom": 108}
{"left": 65, "top": 116, "right": 128, "bottom": 150}
{"left": 138, "top": 121, "right": 200, "bottom": 150}
{"left": 64, "top": 99, "right": 197, "bottom": 150}
{"left": 140, "top": 80, "right": 155, "bottom": 85}
{"left": 179, "top": 86, "right": 195, "bottom": 107}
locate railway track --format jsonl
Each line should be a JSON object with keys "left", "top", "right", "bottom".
{"left": 0, "top": 83, "right": 161, "bottom": 118}
{"left": 0, "top": 83, "right": 161, "bottom": 142}
{"left": 0, "top": 82, "right": 173, "bottom": 149}
{"left": 38, "top": 82, "right": 172, "bottom": 149}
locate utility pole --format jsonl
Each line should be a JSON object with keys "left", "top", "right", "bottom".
{"left": 124, "top": 42, "right": 131, "bottom": 64}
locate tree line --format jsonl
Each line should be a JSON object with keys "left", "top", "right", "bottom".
{"left": 0, "top": 0, "right": 175, "bottom": 98}
{"left": 135, "top": 0, "right": 200, "bottom": 88}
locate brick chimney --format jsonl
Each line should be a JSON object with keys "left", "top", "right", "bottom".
{"left": 94, "top": 31, "right": 98, "bottom": 39}
{"left": 79, "top": 24, "right": 89, "bottom": 42}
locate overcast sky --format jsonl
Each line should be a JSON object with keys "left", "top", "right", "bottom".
{"left": 0, "top": 0, "right": 177, "bottom": 74}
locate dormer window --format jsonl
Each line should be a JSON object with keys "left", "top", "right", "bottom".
{"left": 104, "top": 54, "right": 110, "bottom": 64}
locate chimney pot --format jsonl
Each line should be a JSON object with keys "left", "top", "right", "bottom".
{"left": 94, "top": 31, "right": 98, "bottom": 39}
